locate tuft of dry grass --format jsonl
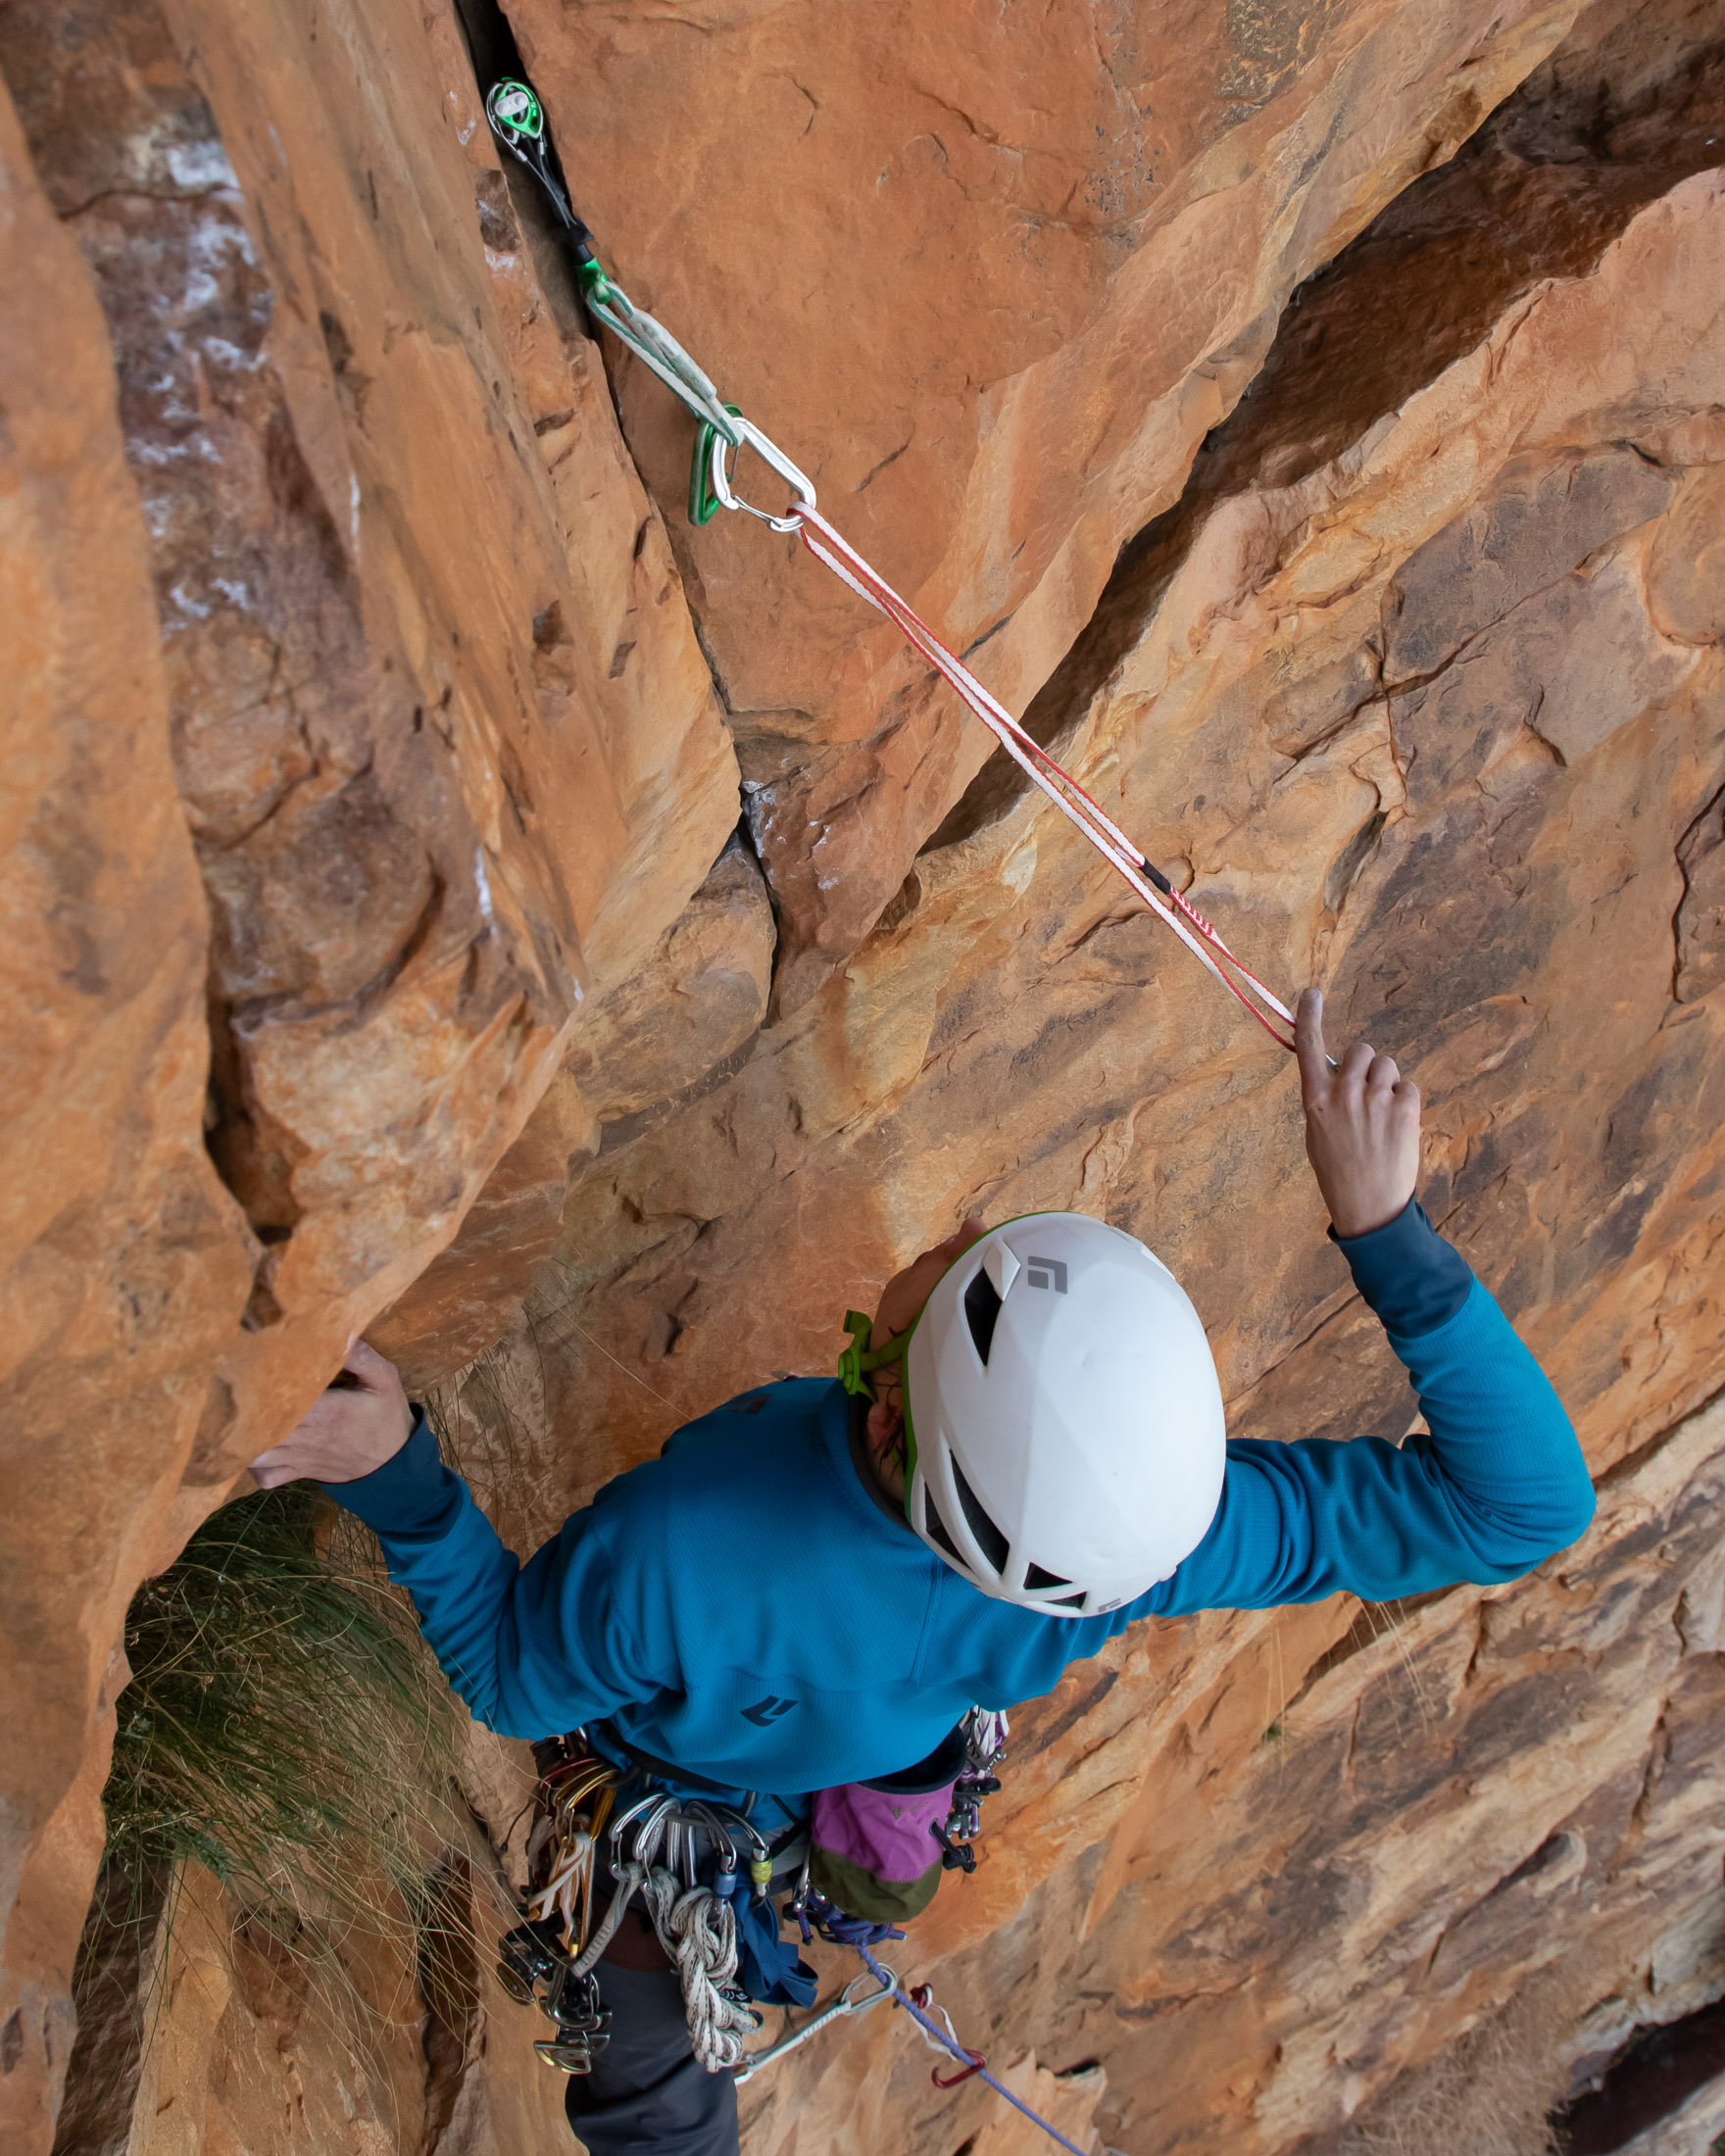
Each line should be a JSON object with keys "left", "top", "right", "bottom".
{"left": 104, "top": 1487, "right": 456, "bottom": 1912}
{"left": 1338, "top": 1969, "right": 1587, "bottom": 2156}
{"left": 86, "top": 1486, "right": 495, "bottom": 2069}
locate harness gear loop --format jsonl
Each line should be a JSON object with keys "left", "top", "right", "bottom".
{"left": 837, "top": 1310, "right": 909, "bottom": 1400}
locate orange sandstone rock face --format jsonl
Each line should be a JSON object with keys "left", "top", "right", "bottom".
{"left": 6, "top": 0, "right": 1725, "bottom": 2151}
{"left": 509, "top": 0, "right": 1598, "bottom": 1008}
{"left": 0, "top": 0, "right": 736, "bottom": 1474}
{"left": 0, "top": 0, "right": 730, "bottom": 2141}
{"left": 0, "top": 82, "right": 256, "bottom": 2148}
{"left": 443, "top": 52, "right": 1725, "bottom": 2154}
{"left": 373, "top": 834, "right": 773, "bottom": 1388}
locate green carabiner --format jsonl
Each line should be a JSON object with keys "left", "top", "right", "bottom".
{"left": 689, "top": 404, "right": 744, "bottom": 526}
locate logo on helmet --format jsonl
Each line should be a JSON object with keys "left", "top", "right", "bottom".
{"left": 1025, "top": 1257, "right": 1067, "bottom": 1293}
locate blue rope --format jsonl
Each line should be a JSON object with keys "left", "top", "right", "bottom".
{"left": 853, "top": 1942, "right": 1091, "bottom": 2156}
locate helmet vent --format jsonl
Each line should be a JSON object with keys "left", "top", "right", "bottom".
{"left": 952, "top": 1457, "right": 1010, "bottom": 1577}
{"left": 1024, "top": 1563, "right": 1071, "bottom": 1591}
{"left": 923, "top": 1490, "right": 962, "bottom": 1561}
{"left": 962, "top": 1267, "right": 1003, "bottom": 1365}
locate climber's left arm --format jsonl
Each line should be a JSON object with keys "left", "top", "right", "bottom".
{"left": 1138, "top": 988, "right": 1594, "bottom": 1615}
{"left": 1146, "top": 1199, "right": 1597, "bottom": 1614}
{"left": 250, "top": 1341, "right": 663, "bottom": 1738}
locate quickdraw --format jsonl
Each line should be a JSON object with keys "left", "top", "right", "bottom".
{"left": 485, "top": 75, "right": 1302, "bottom": 1054}
{"left": 856, "top": 1945, "right": 1094, "bottom": 2156}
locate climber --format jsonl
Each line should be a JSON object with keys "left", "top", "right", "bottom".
{"left": 253, "top": 986, "right": 1596, "bottom": 2156}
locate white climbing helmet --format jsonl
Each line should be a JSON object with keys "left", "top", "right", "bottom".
{"left": 902, "top": 1213, "right": 1226, "bottom": 1617}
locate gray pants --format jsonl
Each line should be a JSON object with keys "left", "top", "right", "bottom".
{"left": 564, "top": 1961, "right": 738, "bottom": 2156}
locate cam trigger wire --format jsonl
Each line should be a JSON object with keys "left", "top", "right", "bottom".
{"left": 485, "top": 74, "right": 1299, "bottom": 1054}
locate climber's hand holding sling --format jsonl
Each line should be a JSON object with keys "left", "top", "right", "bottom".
{"left": 1294, "top": 986, "right": 1422, "bottom": 1241}
{"left": 251, "top": 1337, "right": 413, "bottom": 1489}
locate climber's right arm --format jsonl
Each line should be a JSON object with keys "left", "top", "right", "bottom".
{"left": 317, "top": 1416, "right": 659, "bottom": 1738}
{"left": 1147, "top": 1200, "right": 1596, "bottom": 1613}
{"left": 255, "top": 1354, "right": 659, "bottom": 1739}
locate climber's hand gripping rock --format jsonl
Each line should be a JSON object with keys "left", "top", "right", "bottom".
{"left": 1295, "top": 987, "right": 1421, "bottom": 1240}
{"left": 251, "top": 1337, "right": 413, "bottom": 1489}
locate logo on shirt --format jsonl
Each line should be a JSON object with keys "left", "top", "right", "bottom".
{"left": 740, "top": 1695, "right": 798, "bottom": 1727}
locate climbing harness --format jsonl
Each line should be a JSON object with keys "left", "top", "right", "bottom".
{"left": 485, "top": 75, "right": 1302, "bottom": 1054}
{"left": 499, "top": 1721, "right": 1076, "bottom": 2141}
{"left": 500, "top": 1739, "right": 791, "bottom": 2074}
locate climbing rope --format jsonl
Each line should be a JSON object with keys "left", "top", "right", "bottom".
{"left": 646, "top": 1865, "right": 761, "bottom": 2072}
{"left": 571, "top": 1856, "right": 760, "bottom": 2070}
{"left": 793, "top": 504, "right": 1298, "bottom": 1050}
{"left": 852, "top": 1942, "right": 1093, "bottom": 2156}
{"left": 486, "top": 76, "right": 1301, "bottom": 1054}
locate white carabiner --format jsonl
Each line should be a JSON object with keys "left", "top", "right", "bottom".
{"left": 733, "top": 1962, "right": 897, "bottom": 2083}
{"left": 709, "top": 416, "right": 815, "bottom": 532}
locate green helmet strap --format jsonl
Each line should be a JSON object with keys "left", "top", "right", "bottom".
{"left": 838, "top": 1309, "right": 922, "bottom": 1528}
{"left": 837, "top": 1311, "right": 909, "bottom": 1398}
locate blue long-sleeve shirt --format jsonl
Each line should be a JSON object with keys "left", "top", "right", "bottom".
{"left": 328, "top": 1201, "right": 1594, "bottom": 1793}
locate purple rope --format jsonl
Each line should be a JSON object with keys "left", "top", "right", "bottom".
{"left": 817, "top": 1910, "right": 904, "bottom": 1947}
{"left": 853, "top": 1943, "right": 1091, "bottom": 2156}
{"left": 794, "top": 1888, "right": 904, "bottom": 1949}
